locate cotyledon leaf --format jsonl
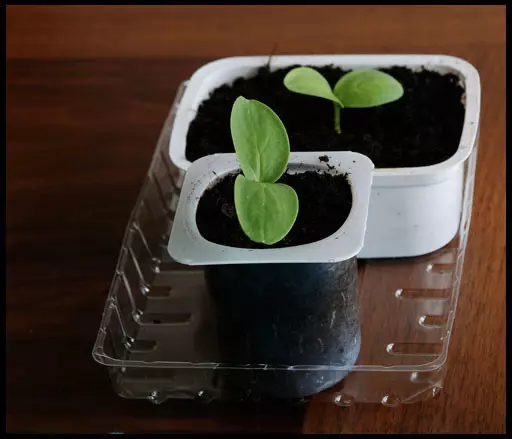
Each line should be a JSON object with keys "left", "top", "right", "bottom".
{"left": 234, "top": 174, "right": 298, "bottom": 245}
{"left": 284, "top": 67, "right": 343, "bottom": 106}
{"left": 334, "top": 69, "right": 404, "bottom": 108}
{"left": 230, "top": 96, "right": 290, "bottom": 183}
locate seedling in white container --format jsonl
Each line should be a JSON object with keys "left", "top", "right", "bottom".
{"left": 169, "top": 55, "right": 481, "bottom": 258}
{"left": 283, "top": 67, "right": 404, "bottom": 133}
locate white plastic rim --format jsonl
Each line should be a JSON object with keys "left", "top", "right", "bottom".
{"left": 168, "top": 151, "right": 374, "bottom": 265}
{"left": 169, "top": 54, "right": 481, "bottom": 184}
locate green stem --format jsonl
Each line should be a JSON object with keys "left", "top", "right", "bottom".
{"left": 334, "top": 103, "right": 342, "bottom": 134}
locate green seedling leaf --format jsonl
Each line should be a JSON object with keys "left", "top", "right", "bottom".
{"left": 283, "top": 66, "right": 404, "bottom": 134}
{"left": 284, "top": 67, "right": 342, "bottom": 106}
{"left": 230, "top": 97, "right": 298, "bottom": 245}
{"left": 234, "top": 174, "right": 298, "bottom": 245}
{"left": 230, "top": 96, "right": 290, "bottom": 183}
{"left": 334, "top": 69, "right": 404, "bottom": 108}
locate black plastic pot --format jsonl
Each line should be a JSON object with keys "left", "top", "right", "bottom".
{"left": 205, "top": 257, "right": 361, "bottom": 399}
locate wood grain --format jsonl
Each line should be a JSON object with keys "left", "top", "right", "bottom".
{"left": 6, "top": 5, "right": 506, "bottom": 434}
{"left": 6, "top": 5, "right": 505, "bottom": 60}
{"left": 6, "top": 59, "right": 308, "bottom": 434}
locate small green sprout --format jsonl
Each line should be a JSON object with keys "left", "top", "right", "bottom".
{"left": 230, "top": 96, "right": 298, "bottom": 245}
{"left": 284, "top": 67, "right": 404, "bottom": 134}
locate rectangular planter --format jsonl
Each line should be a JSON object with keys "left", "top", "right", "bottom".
{"left": 168, "top": 55, "right": 481, "bottom": 258}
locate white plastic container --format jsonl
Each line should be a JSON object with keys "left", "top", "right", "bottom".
{"left": 168, "top": 54, "right": 481, "bottom": 258}
{"left": 168, "top": 151, "right": 374, "bottom": 265}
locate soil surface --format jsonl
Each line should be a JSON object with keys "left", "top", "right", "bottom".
{"left": 186, "top": 65, "right": 465, "bottom": 168}
{"left": 196, "top": 169, "right": 353, "bottom": 249}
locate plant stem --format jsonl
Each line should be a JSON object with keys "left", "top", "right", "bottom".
{"left": 334, "top": 103, "right": 342, "bottom": 134}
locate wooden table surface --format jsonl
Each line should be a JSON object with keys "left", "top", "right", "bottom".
{"left": 6, "top": 6, "right": 506, "bottom": 434}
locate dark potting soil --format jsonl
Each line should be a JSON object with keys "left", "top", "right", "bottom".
{"left": 196, "top": 169, "right": 352, "bottom": 249}
{"left": 186, "top": 65, "right": 465, "bottom": 168}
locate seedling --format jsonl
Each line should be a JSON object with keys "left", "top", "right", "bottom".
{"left": 230, "top": 96, "right": 298, "bottom": 245}
{"left": 284, "top": 67, "right": 404, "bottom": 134}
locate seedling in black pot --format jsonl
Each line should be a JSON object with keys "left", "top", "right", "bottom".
{"left": 168, "top": 97, "right": 375, "bottom": 399}
{"left": 231, "top": 96, "right": 298, "bottom": 245}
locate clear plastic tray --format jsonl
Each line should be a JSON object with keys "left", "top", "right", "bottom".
{"left": 92, "top": 82, "right": 478, "bottom": 406}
